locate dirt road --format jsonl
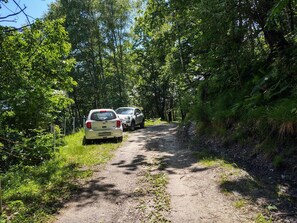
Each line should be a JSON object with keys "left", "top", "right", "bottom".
{"left": 54, "top": 124, "right": 258, "bottom": 223}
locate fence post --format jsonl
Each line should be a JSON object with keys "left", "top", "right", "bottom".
{"left": 72, "top": 117, "right": 75, "bottom": 133}
{"left": 0, "top": 176, "right": 2, "bottom": 215}
{"left": 53, "top": 125, "right": 56, "bottom": 148}
{"left": 50, "top": 123, "right": 56, "bottom": 148}
{"left": 64, "top": 118, "right": 67, "bottom": 136}
{"left": 83, "top": 116, "right": 86, "bottom": 127}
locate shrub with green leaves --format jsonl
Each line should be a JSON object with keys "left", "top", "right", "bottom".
{"left": 0, "top": 128, "right": 61, "bottom": 172}
{"left": 0, "top": 19, "right": 75, "bottom": 171}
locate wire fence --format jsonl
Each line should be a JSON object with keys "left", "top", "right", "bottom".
{"left": 51, "top": 116, "right": 85, "bottom": 136}
{"left": 50, "top": 116, "right": 86, "bottom": 148}
{"left": 0, "top": 175, "right": 2, "bottom": 215}
{"left": 0, "top": 118, "right": 86, "bottom": 213}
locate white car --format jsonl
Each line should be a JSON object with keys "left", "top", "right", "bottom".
{"left": 115, "top": 107, "right": 145, "bottom": 131}
{"left": 84, "top": 109, "right": 123, "bottom": 144}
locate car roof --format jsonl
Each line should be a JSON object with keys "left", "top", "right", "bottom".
{"left": 89, "top": 108, "right": 116, "bottom": 113}
{"left": 116, "top": 107, "right": 137, "bottom": 110}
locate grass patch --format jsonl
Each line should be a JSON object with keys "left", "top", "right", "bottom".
{"left": 255, "top": 213, "right": 273, "bottom": 223}
{"left": 145, "top": 118, "right": 168, "bottom": 127}
{"left": 1, "top": 129, "right": 123, "bottom": 223}
{"left": 138, "top": 158, "right": 170, "bottom": 223}
{"left": 233, "top": 199, "right": 247, "bottom": 209}
{"left": 194, "top": 150, "right": 237, "bottom": 170}
{"left": 58, "top": 129, "right": 120, "bottom": 166}
{"left": 200, "top": 159, "right": 235, "bottom": 169}
{"left": 141, "top": 171, "right": 170, "bottom": 222}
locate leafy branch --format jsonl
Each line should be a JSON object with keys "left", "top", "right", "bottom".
{"left": 0, "top": 0, "right": 34, "bottom": 28}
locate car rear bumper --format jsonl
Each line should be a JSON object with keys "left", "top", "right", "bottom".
{"left": 85, "top": 128, "right": 123, "bottom": 140}
{"left": 121, "top": 120, "right": 132, "bottom": 129}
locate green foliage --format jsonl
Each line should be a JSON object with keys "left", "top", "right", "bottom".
{"left": 255, "top": 213, "right": 273, "bottom": 223}
{"left": 233, "top": 199, "right": 247, "bottom": 209}
{"left": 268, "top": 98, "right": 297, "bottom": 123}
{"left": 1, "top": 130, "right": 123, "bottom": 222}
{"left": 0, "top": 0, "right": 296, "bottom": 213}
{"left": 272, "top": 155, "right": 284, "bottom": 168}
{"left": 46, "top": 0, "right": 132, "bottom": 122}
{"left": 131, "top": 0, "right": 179, "bottom": 120}
{"left": 179, "top": 0, "right": 297, "bottom": 152}
{"left": 194, "top": 150, "right": 237, "bottom": 170}
{"left": 1, "top": 159, "right": 80, "bottom": 222}
{"left": 0, "top": 19, "right": 75, "bottom": 130}
{"left": 13, "top": 130, "right": 53, "bottom": 163}
{"left": 0, "top": 118, "right": 66, "bottom": 172}
{"left": 58, "top": 129, "right": 119, "bottom": 166}
{"left": 169, "top": 0, "right": 297, "bottom": 166}
{"left": 0, "top": 19, "right": 75, "bottom": 170}
{"left": 145, "top": 118, "right": 167, "bottom": 127}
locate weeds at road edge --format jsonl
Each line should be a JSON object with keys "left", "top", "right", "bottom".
{"left": 0, "top": 130, "right": 124, "bottom": 223}
{"left": 137, "top": 158, "right": 170, "bottom": 223}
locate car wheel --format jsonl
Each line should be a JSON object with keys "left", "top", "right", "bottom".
{"left": 130, "top": 120, "right": 135, "bottom": 131}
{"left": 83, "top": 136, "right": 90, "bottom": 145}
{"left": 114, "top": 136, "right": 122, "bottom": 143}
{"left": 118, "top": 136, "right": 123, "bottom": 143}
{"left": 140, "top": 119, "right": 145, "bottom": 128}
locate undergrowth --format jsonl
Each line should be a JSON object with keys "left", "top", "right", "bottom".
{"left": 145, "top": 118, "right": 167, "bottom": 127}
{"left": 193, "top": 90, "right": 297, "bottom": 169}
{"left": 138, "top": 159, "right": 170, "bottom": 223}
{"left": 0, "top": 129, "right": 123, "bottom": 223}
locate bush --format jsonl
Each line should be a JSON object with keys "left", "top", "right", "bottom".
{"left": 0, "top": 129, "right": 58, "bottom": 172}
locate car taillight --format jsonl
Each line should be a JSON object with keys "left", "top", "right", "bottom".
{"left": 116, "top": 120, "right": 121, "bottom": 128}
{"left": 86, "top": 122, "right": 92, "bottom": 129}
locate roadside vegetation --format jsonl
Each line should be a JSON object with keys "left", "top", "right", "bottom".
{"left": 137, "top": 158, "right": 170, "bottom": 223}
{"left": 193, "top": 147, "right": 294, "bottom": 223}
{"left": 145, "top": 118, "right": 168, "bottom": 127}
{"left": 0, "top": 130, "right": 123, "bottom": 223}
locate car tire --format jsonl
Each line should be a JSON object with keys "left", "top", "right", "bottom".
{"left": 130, "top": 120, "right": 135, "bottom": 131}
{"left": 83, "top": 137, "right": 90, "bottom": 145}
{"left": 118, "top": 136, "right": 123, "bottom": 143}
{"left": 114, "top": 136, "right": 122, "bottom": 143}
{"left": 140, "top": 119, "right": 145, "bottom": 128}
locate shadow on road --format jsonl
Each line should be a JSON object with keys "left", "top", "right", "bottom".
{"left": 137, "top": 123, "right": 297, "bottom": 222}
{"left": 109, "top": 123, "right": 297, "bottom": 222}
{"left": 111, "top": 154, "right": 150, "bottom": 173}
{"left": 57, "top": 123, "right": 296, "bottom": 222}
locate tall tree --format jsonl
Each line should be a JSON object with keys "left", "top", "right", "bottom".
{"left": 132, "top": 0, "right": 297, "bottom": 142}
{"left": 0, "top": 19, "right": 75, "bottom": 168}
{"left": 0, "top": 19, "right": 75, "bottom": 130}
{"left": 132, "top": 0, "right": 174, "bottom": 119}
{"left": 46, "top": 0, "right": 132, "bottom": 124}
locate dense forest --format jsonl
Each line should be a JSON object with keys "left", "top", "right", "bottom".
{"left": 0, "top": 0, "right": 296, "bottom": 171}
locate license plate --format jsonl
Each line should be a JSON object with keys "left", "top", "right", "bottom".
{"left": 98, "top": 132, "right": 111, "bottom": 136}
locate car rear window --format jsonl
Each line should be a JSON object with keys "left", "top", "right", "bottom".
{"left": 116, "top": 108, "right": 133, "bottom": 115}
{"left": 90, "top": 111, "right": 116, "bottom": 121}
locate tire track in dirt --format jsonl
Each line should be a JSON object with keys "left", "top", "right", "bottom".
{"left": 54, "top": 129, "right": 148, "bottom": 223}
{"left": 144, "top": 124, "right": 255, "bottom": 223}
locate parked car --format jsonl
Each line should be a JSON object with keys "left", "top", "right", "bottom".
{"left": 115, "top": 107, "right": 145, "bottom": 131}
{"left": 83, "top": 109, "right": 123, "bottom": 144}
